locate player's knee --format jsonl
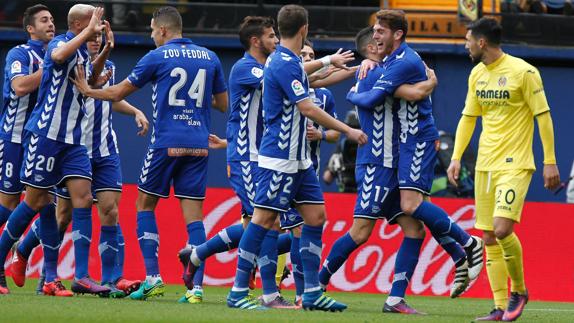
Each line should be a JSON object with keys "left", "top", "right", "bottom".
{"left": 0, "top": 195, "right": 20, "bottom": 210}
{"left": 99, "top": 205, "right": 119, "bottom": 226}
{"left": 57, "top": 216, "right": 71, "bottom": 231}
{"left": 482, "top": 231, "right": 497, "bottom": 245}
{"left": 493, "top": 226, "right": 513, "bottom": 240}
{"left": 400, "top": 199, "right": 420, "bottom": 216}
{"left": 404, "top": 223, "right": 425, "bottom": 239}
{"left": 349, "top": 229, "right": 369, "bottom": 245}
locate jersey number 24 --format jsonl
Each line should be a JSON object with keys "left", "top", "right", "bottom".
{"left": 168, "top": 67, "right": 206, "bottom": 108}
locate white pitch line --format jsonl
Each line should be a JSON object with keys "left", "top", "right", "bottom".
{"left": 525, "top": 308, "right": 574, "bottom": 312}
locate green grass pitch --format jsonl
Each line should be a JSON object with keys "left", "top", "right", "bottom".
{"left": 1, "top": 279, "right": 573, "bottom": 322}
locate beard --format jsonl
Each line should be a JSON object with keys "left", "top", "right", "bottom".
{"left": 470, "top": 52, "right": 483, "bottom": 65}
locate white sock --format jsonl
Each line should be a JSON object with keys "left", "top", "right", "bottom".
{"left": 464, "top": 236, "right": 474, "bottom": 248}
{"left": 192, "top": 285, "right": 203, "bottom": 292}
{"left": 262, "top": 292, "right": 280, "bottom": 303}
{"left": 386, "top": 296, "right": 403, "bottom": 306}
{"left": 146, "top": 275, "right": 162, "bottom": 285}
{"left": 190, "top": 248, "right": 201, "bottom": 266}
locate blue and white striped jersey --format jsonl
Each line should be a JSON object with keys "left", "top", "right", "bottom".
{"left": 26, "top": 31, "right": 91, "bottom": 144}
{"left": 81, "top": 60, "right": 118, "bottom": 158}
{"left": 0, "top": 39, "right": 45, "bottom": 144}
{"left": 127, "top": 38, "right": 227, "bottom": 149}
{"left": 352, "top": 65, "right": 400, "bottom": 168}
{"left": 258, "top": 45, "right": 311, "bottom": 173}
{"left": 226, "top": 52, "right": 264, "bottom": 162}
{"left": 307, "top": 87, "right": 337, "bottom": 172}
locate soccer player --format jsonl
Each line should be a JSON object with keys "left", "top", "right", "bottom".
{"left": 447, "top": 17, "right": 560, "bottom": 321}
{"left": 0, "top": 4, "right": 107, "bottom": 297}
{"left": 71, "top": 6, "right": 228, "bottom": 301}
{"left": 319, "top": 25, "right": 439, "bottom": 314}
{"left": 11, "top": 30, "right": 148, "bottom": 297}
{"left": 224, "top": 4, "right": 367, "bottom": 311}
{"left": 0, "top": 4, "right": 55, "bottom": 295}
{"left": 347, "top": 9, "right": 484, "bottom": 297}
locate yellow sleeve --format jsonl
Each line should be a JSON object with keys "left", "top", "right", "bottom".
{"left": 522, "top": 67, "right": 550, "bottom": 116}
{"left": 536, "top": 111, "right": 557, "bottom": 164}
{"left": 461, "top": 70, "right": 482, "bottom": 117}
{"left": 451, "top": 115, "right": 477, "bottom": 160}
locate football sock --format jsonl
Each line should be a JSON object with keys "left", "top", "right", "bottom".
{"left": 319, "top": 232, "right": 358, "bottom": 287}
{"left": 431, "top": 231, "right": 466, "bottom": 263}
{"left": 72, "top": 207, "right": 92, "bottom": 280}
{"left": 196, "top": 223, "right": 243, "bottom": 262}
{"left": 0, "top": 202, "right": 36, "bottom": 264}
{"left": 0, "top": 205, "right": 12, "bottom": 227}
{"left": 300, "top": 224, "right": 323, "bottom": 293}
{"left": 290, "top": 234, "right": 304, "bottom": 298}
{"left": 137, "top": 211, "right": 160, "bottom": 276}
{"left": 18, "top": 217, "right": 41, "bottom": 258}
{"left": 40, "top": 204, "right": 59, "bottom": 283}
{"left": 277, "top": 232, "right": 291, "bottom": 255}
{"left": 497, "top": 233, "right": 526, "bottom": 294}
{"left": 232, "top": 222, "right": 267, "bottom": 294}
{"left": 485, "top": 243, "right": 509, "bottom": 310}
{"left": 389, "top": 237, "right": 423, "bottom": 298}
{"left": 112, "top": 223, "right": 125, "bottom": 282}
{"left": 186, "top": 221, "right": 206, "bottom": 287}
{"left": 258, "top": 230, "right": 279, "bottom": 297}
{"left": 99, "top": 225, "right": 118, "bottom": 284}
{"left": 412, "top": 201, "right": 471, "bottom": 246}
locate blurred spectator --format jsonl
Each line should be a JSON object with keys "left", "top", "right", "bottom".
{"left": 323, "top": 110, "right": 359, "bottom": 193}
{"left": 430, "top": 131, "right": 476, "bottom": 198}
{"left": 502, "top": 0, "right": 572, "bottom": 14}
{"left": 111, "top": 0, "right": 139, "bottom": 28}
{"left": 543, "top": 0, "right": 573, "bottom": 14}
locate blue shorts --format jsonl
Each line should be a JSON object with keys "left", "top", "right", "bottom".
{"left": 280, "top": 208, "right": 304, "bottom": 230}
{"left": 20, "top": 134, "right": 92, "bottom": 189}
{"left": 56, "top": 154, "right": 123, "bottom": 200}
{"left": 398, "top": 140, "right": 437, "bottom": 195}
{"left": 254, "top": 166, "right": 324, "bottom": 213}
{"left": 228, "top": 161, "right": 259, "bottom": 217}
{"left": 138, "top": 147, "right": 207, "bottom": 199}
{"left": 353, "top": 164, "right": 402, "bottom": 224}
{"left": 0, "top": 139, "right": 25, "bottom": 194}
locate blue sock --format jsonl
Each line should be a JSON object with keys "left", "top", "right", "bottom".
{"left": 389, "top": 237, "right": 423, "bottom": 298}
{"left": 99, "top": 225, "right": 118, "bottom": 284}
{"left": 412, "top": 201, "right": 471, "bottom": 246}
{"left": 40, "top": 204, "right": 60, "bottom": 283}
{"left": 432, "top": 231, "right": 466, "bottom": 263}
{"left": 232, "top": 222, "right": 268, "bottom": 294}
{"left": 18, "top": 217, "right": 42, "bottom": 258}
{"left": 319, "top": 232, "right": 358, "bottom": 287}
{"left": 0, "top": 202, "right": 36, "bottom": 264}
{"left": 186, "top": 221, "right": 206, "bottom": 287}
{"left": 300, "top": 224, "right": 323, "bottom": 293}
{"left": 196, "top": 223, "right": 243, "bottom": 261}
{"left": 112, "top": 224, "right": 125, "bottom": 283}
{"left": 137, "top": 211, "right": 160, "bottom": 276}
{"left": 277, "top": 233, "right": 291, "bottom": 255}
{"left": 290, "top": 234, "right": 304, "bottom": 298}
{"left": 72, "top": 208, "right": 92, "bottom": 280}
{"left": 0, "top": 205, "right": 12, "bottom": 227}
{"left": 258, "top": 230, "right": 279, "bottom": 296}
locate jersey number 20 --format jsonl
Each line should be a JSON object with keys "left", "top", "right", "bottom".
{"left": 168, "top": 68, "right": 206, "bottom": 107}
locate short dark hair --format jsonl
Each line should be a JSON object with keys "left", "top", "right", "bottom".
{"left": 376, "top": 9, "right": 408, "bottom": 41}
{"left": 467, "top": 17, "right": 502, "bottom": 46}
{"left": 304, "top": 39, "right": 313, "bottom": 48}
{"left": 355, "top": 26, "right": 374, "bottom": 58}
{"left": 277, "top": 4, "right": 308, "bottom": 38}
{"left": 152, "top": 6, "right": 182, "bottom": 32}
{"left": 23, "top": 4, "right": 50, "bottom": 32}
{"left": 238, "top": 16, "right": 275, "bottom": 50}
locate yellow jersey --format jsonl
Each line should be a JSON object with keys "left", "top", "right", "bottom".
{"left": 462, "top": 54, "right": 550, "bottom": 171}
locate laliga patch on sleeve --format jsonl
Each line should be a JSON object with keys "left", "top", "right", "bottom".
{"left": 56, "top": 41, "right": 66, "bottom": 48}
{"left": 291, "top": 79, "right": 305, "bottom": 96}
{"left": 11, "top": 61, "right": 22, "bottom": 74}
{"left": 251, "top": 67, "right": 263, "bottom": 78}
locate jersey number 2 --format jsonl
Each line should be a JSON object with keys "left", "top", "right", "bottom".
{"left": 168, "top": 68, "right": 206, "bottom": 107}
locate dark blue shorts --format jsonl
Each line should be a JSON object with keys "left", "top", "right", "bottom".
{"left": 353, "top": 164, "right": 402, "bottom": 224}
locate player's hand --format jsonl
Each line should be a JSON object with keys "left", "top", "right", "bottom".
{"left": 134, "top": 110, "right": 149, "bottom": 136}
{"left": 358, "top": 59, "right": 377, "bottom": 80}
{"left": 543, "top": 164, "right": 560, "bottom": 190}
{"left": 87, "top": 7, "right": 105, "bottom": 36}
{"left": 329, "top": 48, "right": 354, "bottom": 71}
{"left": 70, "top": 65, "right": 90, "bottom": 95}
{"left": 346, "top": 128, "right": 367, "bottom": 146}
{"left": 208, "top": 134, "right": 227, "bottom": 149}
{"left": 425, "top": 65, "right": 438, "bottom": 87}
{"left": 306, "top": 123, "right": 322, "bottom": 141}
{"left": 314, "top": 65, "right": 340, "bottom": 81}
{"left": 103, "top": 20, "right": 114, "bottom": 50}
{"left": 447, "top": 159, "right": 461, "bottom": 187}
{"left": 93, "top": 68, "right": 113, "bottom": 88}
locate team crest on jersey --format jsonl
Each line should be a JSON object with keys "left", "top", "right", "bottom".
{"left": 291, "top": 80, "right": 304, "bottom": 96}
{"left": 11, "top": 60, "right": 21, "bottom": 73}
{"left": 251, "top": 67, "right": 263, "bottom": 78}
{"left": 498, "top": 76, "right": 507, "bottom": 87}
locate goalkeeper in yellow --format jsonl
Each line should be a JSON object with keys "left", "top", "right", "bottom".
{"left": 447, "top": 18, "right": 560, "bottom": 322}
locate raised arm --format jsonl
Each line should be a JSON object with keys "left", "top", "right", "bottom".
{"left": 51, "top": 7, "right": 104, "bottom": 64}
{"left": 394, "top": 67, "right": 438, "bottom": 102}
{"left": 71, "top": 66, "right": 137, "bottom": 102}
{"left": 346, "top": 87, "right": 387, "bottom": 110}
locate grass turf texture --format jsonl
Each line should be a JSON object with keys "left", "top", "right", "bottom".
{"left": 1, "top": 279, "right": 573, "bottom": 322}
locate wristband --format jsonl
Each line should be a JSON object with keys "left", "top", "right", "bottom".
{"left": 321, "top": 130, "right": 327, "bottom": 141}
{"left": 319, "top": 55, "right": 331, "bottom": 67}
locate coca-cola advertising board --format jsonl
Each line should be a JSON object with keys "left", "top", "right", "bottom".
{"left": 5, "top": 186, "right": 574, "bottom": 302}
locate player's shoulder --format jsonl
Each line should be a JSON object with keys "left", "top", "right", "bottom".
{"left": 504, "top": 54, "right": 539, "bottom": 75}
{"left": 315, "top": 87, "right": 333, "bottom": 97}
{"left": 105, "top": 59, "right": 115, "bottom": 69}
{"left": 6, "top": 44, "right": 29, "bottom": 60}
{"left": 232, "top": 55, "right": 262, "bottom": 72}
